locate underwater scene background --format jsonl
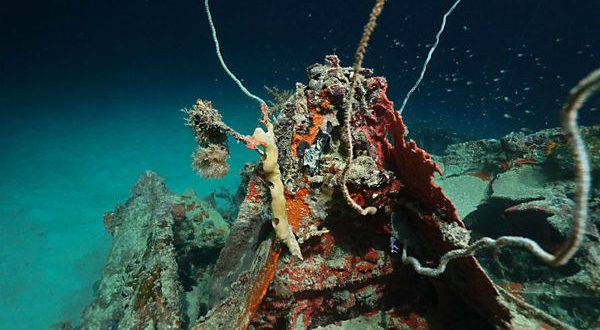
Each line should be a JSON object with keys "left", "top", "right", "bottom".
{"left": 1, "top": 0, "right": 599, "bottom": 329}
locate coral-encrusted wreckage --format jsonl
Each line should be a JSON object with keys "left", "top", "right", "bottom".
{"left": 77, "top": 55, "right": 600, "bottom": 329}
{"left": 189, "top": 56, "right": 580, "bottom": 329}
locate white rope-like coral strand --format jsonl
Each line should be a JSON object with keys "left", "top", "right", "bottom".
{"left": 204, "top": 0, "right": 267, "bottom": 107}
{"left": 398, "top": 0, "right": 462, "bottom": 115}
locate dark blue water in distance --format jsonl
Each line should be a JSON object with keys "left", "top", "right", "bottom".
{"left": 1, "top": 0, "right": 598, "bottom": 328}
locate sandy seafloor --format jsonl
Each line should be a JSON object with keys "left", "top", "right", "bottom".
{"left": 0, "top": 102, "right": 253, "bottom": 329}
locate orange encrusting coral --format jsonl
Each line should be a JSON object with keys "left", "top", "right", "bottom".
{"left": 245, "top": 180, "right": 261, "bottom": 202}
{"left": 349, "top": 180, "right": 401, "bottom": 213}
{"left": 350, "top": 192, "right": 366, "bottom": 207}
{"left": 290, "top": 97, "right": 324, "bottom": 158}
{"left": 544, "top": 139, "right": 557, "bottom": 155}
{"left": 516, "top": 158, "right": 536, "bottom": 167}
{"left": 467, "top": 170, "right": 492, "bottom": 181}
{"left": 399, "top": 312, "right": 430, "bottom": 329}
{"left": 499, "top": 282, "right": 524, "bottom": 301}
{"left": 235, "top": 244, "right": 281, "bottom": 330}
{"left": 499, "top": 158, "right": 537, "bottom": 171}
{"left": 235, "top": 184, "right": 311, "bottom": 329}
{"left": 285, "top": 186, "right": 311, "bottom": 230}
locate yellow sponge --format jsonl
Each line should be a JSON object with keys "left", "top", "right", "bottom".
{"left": 252, "top": 121, "right": 303, "bottom": 260}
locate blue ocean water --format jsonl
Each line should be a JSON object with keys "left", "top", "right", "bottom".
{"left": 0, "top": 0, "right": 598, "bottom": 328}
{"left": 0, "top": 102, "right": 254, "bottom": 328}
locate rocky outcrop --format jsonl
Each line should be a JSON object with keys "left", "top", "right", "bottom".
{"left": 79, "top": 172, "right": 229, "bottom": 329}
{"left": 435, "top": 127, "right": 600, "bottom": 329}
